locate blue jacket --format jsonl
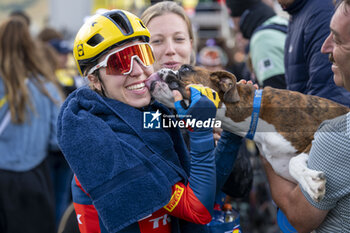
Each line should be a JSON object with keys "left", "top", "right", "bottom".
{"left": 0, "top": 77, "right": 61, "bottom": 171}
{"left": 284, "top": 0, "right": 350, "bottom": 107}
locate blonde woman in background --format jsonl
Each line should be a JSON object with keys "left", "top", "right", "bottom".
{"left": 141, "top": 2, "right": 244, "bottom": 231}
{"left": 141, "top": 1, "right": 196, "bottom": 71}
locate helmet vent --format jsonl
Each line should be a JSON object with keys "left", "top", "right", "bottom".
{"left": 109, "top": 12, "right": 131, "bottom": 35}
{"left": 139, "top": 20, "right": 146, "bottom": 29}
{"left": 87, "top": 34, "right": 104, "bottom": 47}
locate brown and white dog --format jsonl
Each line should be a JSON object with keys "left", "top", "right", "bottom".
{"left": 145, "top": 65, "right": 350, "bottom": 202}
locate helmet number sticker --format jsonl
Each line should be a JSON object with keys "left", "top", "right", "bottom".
{"left": 77, "top": 44, "right": 84, "bottom": 57}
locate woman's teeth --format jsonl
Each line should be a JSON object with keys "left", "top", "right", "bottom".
{"left": 127, "top": 82, "right": 145, "bottom": 90}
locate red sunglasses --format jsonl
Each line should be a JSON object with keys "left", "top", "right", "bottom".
{"left": 87, "top": 43, "right": 155, "bottom": 76}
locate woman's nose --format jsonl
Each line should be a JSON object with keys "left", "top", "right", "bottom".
{"left": 128, "top": 57, "right": 153, "bottom": 77}
{"left": 164, "top": 40, "right": 176, "bottom": 55}
{"left": 128, "top": 58, "right": 144, "bottom": 77}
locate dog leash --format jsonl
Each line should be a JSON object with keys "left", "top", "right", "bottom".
{"left": 245, "top": 89, "right": 263, "bottom": 140}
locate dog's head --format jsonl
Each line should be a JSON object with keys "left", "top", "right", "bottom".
{"left": 145, "top": 65, "right": 240, "bottom": 108}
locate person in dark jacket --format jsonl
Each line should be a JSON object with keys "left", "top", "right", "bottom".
{"left": 278, "top": 0, "right": 350, "bottom": 107}
{"left": 226, "top": 0, "right": 287, "bottom": 89}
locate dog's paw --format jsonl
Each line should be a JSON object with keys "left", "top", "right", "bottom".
{"left": 289, "top": 154, "right": 326, "bottom": 202}
{"left": 302, "top": 170, "right": 326, "bottom": 202}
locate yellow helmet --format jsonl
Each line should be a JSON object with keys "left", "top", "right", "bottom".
{"left": 73, "top": 10, "right": 150, "bottom": 76}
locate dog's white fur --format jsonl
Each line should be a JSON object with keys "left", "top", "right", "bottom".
{"left": 217, "top": 104, "right": 326, "bottom": 201}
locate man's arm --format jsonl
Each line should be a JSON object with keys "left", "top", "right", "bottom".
{"left": 261, "top": 157, "right": 328, "bottom": 233}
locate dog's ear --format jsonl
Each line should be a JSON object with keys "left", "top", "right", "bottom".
{"left": 210, "top": 71, "right": 240, "bottom": 103}
{"left": 223, "top": 81, "right": 240, "bottom": 103}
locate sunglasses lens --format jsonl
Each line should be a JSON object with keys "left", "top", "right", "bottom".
{"left": 136, "top": 43, "right": 155, "bottom": 66}
{"left": 106, "top": 50, "right": 130, "bottom": 75}
{"left": 106, "top": 44, "right": 155, "bottom": 75}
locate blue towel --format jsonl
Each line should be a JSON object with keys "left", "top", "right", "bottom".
{"left": 57, "top": 87, "right": 191, "bottom": 232}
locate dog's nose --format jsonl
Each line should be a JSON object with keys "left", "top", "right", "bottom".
{"left": 145, "top": 72, "right": 161, "bottom": 90}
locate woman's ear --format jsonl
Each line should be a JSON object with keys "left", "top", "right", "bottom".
{"left": 87, "top": 74, "right": 102, "bottom": 91}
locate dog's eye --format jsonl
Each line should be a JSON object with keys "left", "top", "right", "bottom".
{"left": 179, "top": 65, "right": 192, "bottom": 74}
{"left": 182, "top": 67, "right": 190, "bottom": 72}
{"left": 169, "top": 82, "right": 179, "bottom": 90}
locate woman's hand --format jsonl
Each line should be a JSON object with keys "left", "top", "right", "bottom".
{"left": 173, "top": 85, "right": 219, "bottom": 132}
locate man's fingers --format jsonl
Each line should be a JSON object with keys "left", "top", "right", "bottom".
{"left": 238, "top": 79, "right": 260, "bottom": 90}
{"left": 237, "top": 79, "right": 247, "bottom": 84}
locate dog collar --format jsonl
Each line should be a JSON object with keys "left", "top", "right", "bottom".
{"left": 245, "top": 89, "right": 263, "bottom": 140}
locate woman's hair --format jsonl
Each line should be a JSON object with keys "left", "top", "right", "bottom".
{"left": 0, "top": 17, "right": 63, "bottom": 124}
{"left": 141, "top": 1, "right": 196, "bottom": 65}
{"left": 342, "top": 0, "right": 350, "bottom": 13}
{"left": 40, "top": 42, "right": 60, "bottom": 71}
{"left": 37, "top": 27, "right": 64, "bottom": 43}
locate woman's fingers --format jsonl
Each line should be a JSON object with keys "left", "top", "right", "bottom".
{"left": 172, "top": 90, "right": 183, "bottom": 102}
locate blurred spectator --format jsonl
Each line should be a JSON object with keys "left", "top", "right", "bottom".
{"left": 38, "top": 27, "right": 78, "bottom": 96}
{"left": 40, "top": 41, "right": 60, "bottom": 75}
{"left": 48, "top": 39, "right": 77, "bottom": 96}
{"left": 226, "top": 33, "right": 253, "bottom": 82}
{"left": 226, "top": 0, "right": 288, "bottom": 89}
{"left": 0, "top": 16, "right": 63, "bottom": 233}
{"left": 39, "top": 27, "right": 86, "bottom": 89}
{"left": 198, "top": 38, "right": 252, "bottom": 82}
{"left": 278, "top": 0, "right": 350, "bottom": 106}
{"left": 38, "top": 27, "right": 64, "bottom": 42}
{"left": 198, "top": 45, "right": 228, "bottom": 71}
{"left": 38, "top": 27, "right": 76, "bottom": 228}
{"left": 9, "top": 10, "right": 31, "bottom": 26}
{"left": 262, "top": 0, "right": 275, "bottom": 8}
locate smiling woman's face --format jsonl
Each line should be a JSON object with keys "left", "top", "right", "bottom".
{"left": 88, "top": 41, "right": 154, "bottom": 108}
{"left": 147, "top": 12, "right": 192, "bottom": 71}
